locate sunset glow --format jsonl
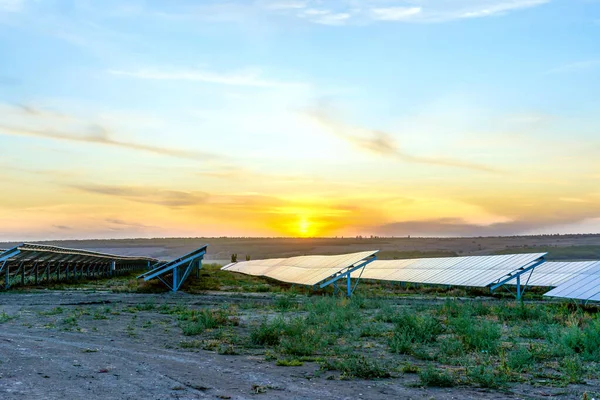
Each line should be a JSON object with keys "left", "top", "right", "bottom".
{"left": 1, "top": 1, "right": 599, "bottom": 240}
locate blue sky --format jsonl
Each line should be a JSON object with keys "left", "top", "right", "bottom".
{"left": 0, "top": 0, "right": 599, "bottom": 240}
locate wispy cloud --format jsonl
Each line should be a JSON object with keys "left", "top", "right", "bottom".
{"left": 0, "top": 105, "right": 218, "bottom": 160}
{"left": 457, "top": 0, "right": 548, "bottom": 19}
{"left": 371, "top": 7, "right": 422, "bottom": 21}
{"left": 304, "top": 106, "right": 500, "bottom": 173}
{"left": 549, "top": 60, "right": 600, "bottom": 73}
{"left": 70, "top": 184, "right": 210, "bottom": 208}
{"left": 109, "top": 67, "right": 303, "bottom": 88}
{"left": 105, "top": 218, "right": 157, "bottom": 229}
{"left": 266, "top": 0, "right": 549, "bottom": 25}
{"left": 265, "top": 1, "right": 307, "bottom": 10}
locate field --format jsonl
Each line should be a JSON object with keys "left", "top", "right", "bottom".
{"left": 3, "top": 234, "right": 600, "bottom": 262}
{"left": 1, "top": 236, "right": 600, "bottom": 399}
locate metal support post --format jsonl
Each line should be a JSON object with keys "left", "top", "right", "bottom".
{"left": 347, "top": 273, "right": 352, "bottom": 297}
{"left": 516, "top": 275, "right": 521, "bottom": 300}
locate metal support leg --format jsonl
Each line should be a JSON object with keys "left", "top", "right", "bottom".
{"left": 173, "top": 265, "right": 178, "bottom": 292}
{"left": 347, "top": 273, "right": 351, "bottom": 297}
{"left": 34, "top": 263, "right": 38, "bottom": 285}
{"left": 5, "top": 264, "right": 9, "bottom": 289}
{"left": 516, "top": 275, "right": 521, "bottom": 301}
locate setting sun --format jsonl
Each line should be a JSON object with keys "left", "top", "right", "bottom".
{"left": 297, "top": 217, "right": 314, "bottom": 237}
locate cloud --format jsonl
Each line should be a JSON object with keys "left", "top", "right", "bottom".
{"left": 52, "top": 224, "right": 72, "bottom": 231}
{"left": 372, "top": 217, "right": 583, "bottom": 237}
{"left": 197, "top": 165, "right": 317, "bottom": 184}
{"left": 549, "top": 60, "right": 600, "bottom": 73}
{"left": 457, "top": 0, "right": 548, "bottom": 19}
{"left": 0, "top": 0, "right": 23, "bottom": 12}
{"left": 266, "top": 0, "right": 549, "bottom": 25}
{"left": 109, "top": 67, "right": 302, "bottom": 88}
{"left": 265, "top": 1, "right": 307, "bottom": 10}
{"left": 69, "top": 184, "right": 210, "bottom": 208}
{"left": 105, "top": 218, "right": 157, "bottom": 229}
{"left": 371, "top": 7, "right": 422, "bottom": 21}
{"left": 304, "top": 105, "right": 500, "bottom": 173}
{"left": 0, "top": 105, "right": 218, "bottom": 160}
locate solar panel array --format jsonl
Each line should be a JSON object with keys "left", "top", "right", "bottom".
{"left": 1, "top": 243, "right": 157, "bottom": 289}
{"left": 526, "top": 261, "right": 600, "bottom": 287}
{"left": 543, "top": 261, "right": 600, "bottom": 302}
{"left": 1, "top": 243, "right": 156, "bottom": 263}
{"left": 359, "top": 253, "right": 547, "bottom": 288}
{"left": 221, "top": 250, "right": 378, "bottom": 286}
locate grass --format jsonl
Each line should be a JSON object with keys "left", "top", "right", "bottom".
{"left": 179, "top": 308, "right": 236, "bottom": 336}
{"left": 0, "top": 310, "right": 15, "bottom": 323}
{"left": 324, "top": 355, "right": 391, "bottom": 379}
{"left": 11, "top": 271, "right": 599, "bottom": 393}
{"left": 276, "top": 358, "right": 304, "bottom": 367}
{"left": 418, "top": 365, "right": 456, "bottom": 387}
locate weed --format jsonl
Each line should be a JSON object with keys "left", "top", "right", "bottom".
{"left": 418, "top": 365, "right": 456, "bottom": 387}
{"left": 93, "top": 311, "right": 108, "bottom": 320}
{"left": 180, "top": 340, "right": 202, "bottom": 349}
{"left": 358, "top": 322, "right": 388, "bottom": 338}
{"left": 276, "top": 359, "right": 304, "bottom": 367}
{"left": 451, "top": 317, "right": 501, "bottom": 354}
{"left": 62, "top": 315, "right": 79, "bottom": 329}
{"left": 275, "top": 295, "right": 295, "bottom": 312}
{"left": 389, "top": 311, "right": 443, "bottom": 354}
{"left": 437, "top": 337, "right": 465, "bottom": 358}
{"left": 39, "top": 307, "right": 64, "bottom": 316}
{"left": 389, "top": 331, "right": 414, "bottom": 354}
{"left": 507, "top": 346, "right": 534, "bottom": 372}
{"left": 401, "top": 363, "right": 420, "bottom": 374}
{"left": 218, "top": 344, "right": 238, "bottom": 355}
{"left": 468, "top": 364, "right": 508, "bottom": 389}
{"left": 329, "top": 355, "right": 391, "bottom": 380}
{"left": 179, "top": 309, "right": 233, "bottom": 336}
{"left": 518, "top": 321, "right": 549, "bottom": 339}
{"left": 561, "top": 355, "right": 584, "bottom": 384}
{"left": 0, "top": 311, "right": 15, "bottom": 323}
{"left": 251, "top": 318, "right": 284, "bottom": 346}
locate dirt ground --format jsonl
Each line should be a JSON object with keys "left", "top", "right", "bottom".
{"left": 0, "top": 291, "right": 596, "bottom": 400}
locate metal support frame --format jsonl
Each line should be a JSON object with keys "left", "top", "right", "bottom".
{"left": 0, "top": 245, "right": 152, "bottom": 290}
{"left": 318, "top": 256, "right": 376, "bottom": 297}
{"left": 489, "top": 258, "right": 546, "bottom": 300}
{"left": 138, "top": 246, "right": 207, "bottom": 292}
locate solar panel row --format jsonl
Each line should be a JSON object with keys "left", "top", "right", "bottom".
{"left": 525, "top": 261, "right": 600, "bottom": 287}
{"left": 221, "top": 250, "right": 379, "bottom": 286}
{"left": 543, "top": 262, "right": 600, "bottom": 302}
{"left": 222, "top": 251, "right": 547, "bottom": 292}
{"left": 361, "top": 253, "right": 546, "bottom": 288}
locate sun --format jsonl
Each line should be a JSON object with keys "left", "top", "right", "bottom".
{"left": 297, "top": 217, "right": 315, "bottom": 237}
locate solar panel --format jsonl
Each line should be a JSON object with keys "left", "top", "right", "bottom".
{"left": 221, "top": 250, "right": 379, "bottom": 287}
{"left": 359, "top": 253, "right": 547, "bottom": 288}
{"left": 543, "top": 262, "right": 600, "bottom": 302}
{"left": 526, "top": 261, "right": 600, "bottom": 287}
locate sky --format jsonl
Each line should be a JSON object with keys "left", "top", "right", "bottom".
{"left": 0, "top": 0, "right": 599, "bottom": 240}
